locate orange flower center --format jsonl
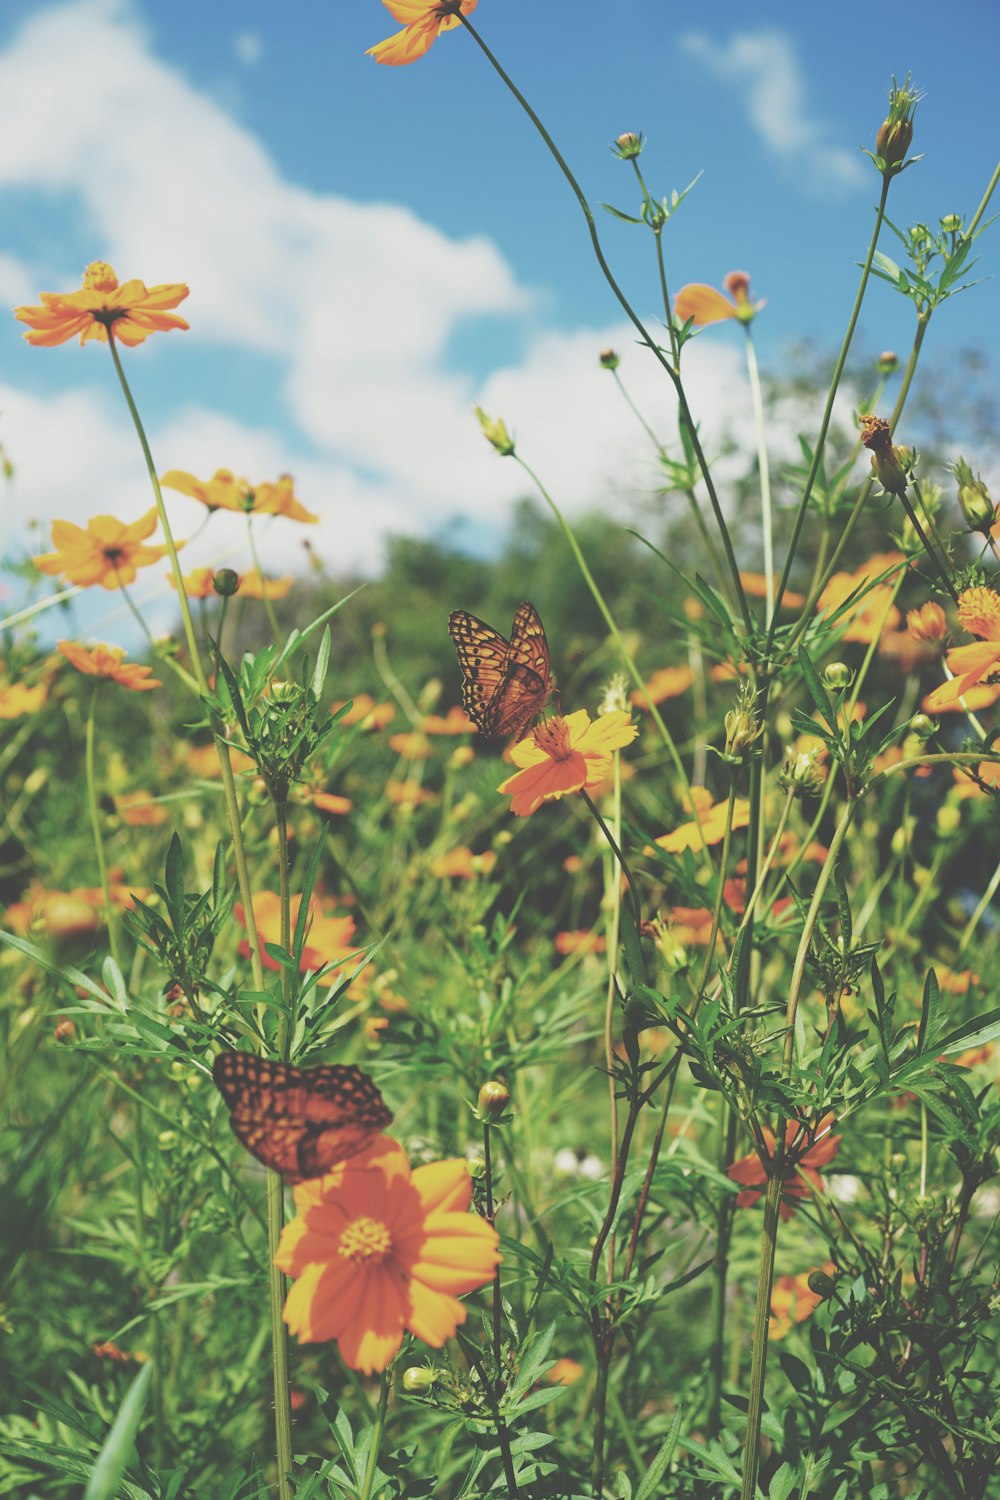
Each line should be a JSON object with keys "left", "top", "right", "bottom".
{"left": 957, "top": 586, "right": 1000, "bottom": 640}
{"left": 531, "top": 717, "right": 572, "bottom": 761}
{"left": 83, "top": 261, "right": 120, "bottom": 293}
{"left": 338, "top": 1215, "right": 392, "bottom": 1264}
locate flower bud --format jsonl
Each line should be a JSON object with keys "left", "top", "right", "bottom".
{"left": 450, "top": 744, "right": 475, "bottom": 770}
{"left": 157, "top": 1130, "right": 179, "bottom": 1151}
{"left": 875, "top": 75, "right": 920, "bottom": 173}
{"left": 466, "top": 1155, "right": 488, "bottom": 1180}
{"left": 402, "top": 1366, "right": 437, "bottom": 1395}
{"left": 477, "top": 1080, "right": 510, "bottom": 1121}
{"left": 213, "top": 568, "right": 240, "bottom": 597}
{"left": 891, "top": 821, "right": 912, "bottom": 857}
{"left": 778, "top": 748, "right": 827, "bottom": 798}
{"left": 806, "top": 1270, "right": 837, "bottom": 1299}
{"left": 474, "top": 406, "right": 515, "bottom": 457}
{"left": 909, "top": 713, "right": 936, "bottom": 738}
{"left": 889, "top": 1152, "right": 908, "bottom": 1174}
{"left": 906, "top": 602, "right": 947, "bottom": 643}
{"left": 822, "top": 662, "right": 852, "bottom": 690}
{"left": 940, "top": 212, "right": 962, "bottom": 234}
{"left": 936, "top": 804, "right": 962, "bottom": 837}
{"left": 860, "top": 414, "right": 909, "bottom": 495}
{"left": 598, "top": 348, "right": 620, "bottom": 370}
{"left": 952, "top": 458, "right": 993, "bottom": 532}
{"left": 877, "top": 350, "right": 898, "bottom": 373}
{"left": 53, "top": 1019, "right": 76, "bottom": 1043}
{"left": 723, "top": 680, "right": 763, "bottom": 760}
{"left": 612, "top": 131, "right": 644, "bottom": 160}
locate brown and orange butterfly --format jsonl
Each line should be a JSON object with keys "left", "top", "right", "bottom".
{"left": 448, "top": 600, "right": 552, "bottom": 742}
{"left": 213, "top": 1051, "right": 392, "bottom": 1183}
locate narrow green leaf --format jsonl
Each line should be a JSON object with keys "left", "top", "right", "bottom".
{"left": 83, "top": 1360, "right": 154, "bottom": 1500}
{"left": 0, "top": 927, "right": 111, "bottom": 1003}
{"left": 310, "top": 627, "right": 331, "bottom": 698}
{"left": 635, "top": 1406, "right": 683, "bottom": 1499}
{"left": 797, "top": 645, "right": 835, "bottom": 727}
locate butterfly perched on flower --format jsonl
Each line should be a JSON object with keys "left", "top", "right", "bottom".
{"left": 212, "top": 1052, "right": 392, "bottom": 1183}
{"left": 448, "top": 601, "right": 552, "bottom": 741}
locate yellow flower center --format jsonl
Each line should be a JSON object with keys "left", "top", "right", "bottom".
{"left": 338, "top": 1215, "right": 392, "bottom": 1264}
{"left": 957, "top": 586, "right": 1000, "bottom": 640}
{"left": 531, "top": 717, "right": 572, "bottom": 761}
{"left": 83, "top": 261, "right": 120, "bottom": 293}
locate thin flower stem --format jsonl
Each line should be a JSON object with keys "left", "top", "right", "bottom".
{"left": 514, "top": 452, "right": 711, "bottom": 868}
{"left": 458, "top": 1333, "right": 520, "bottom": 1499}
{"left": 460, "top": 15, "right": 752, "bottom": 633}
{"left": 482, "top": 1121, "right": 505, "bottom": 1379}
{"left": 246, "top": 515, "right": 285, "bottom": 646}
{"left": 359, "top": 1368, "right": 392, "bottom": 1500}
{"left": 893, "top": 489, "right": 957, "bottom": 601}
{"left": 743, "top": 328, "right": 774, "bottom": 626}
{"left": 733, "top": 788, "right": 794, "bottom": 939}
{"left": 580, "top": 789, "right": 641, "bottom": 935}
{"left": 957, "top": 857, "right": 1000, "bottom": 955}
{"left": 695, "top": 773, "right": 737, "bottom": 1000}
{"left": 85, "top": 685, "right": 120, "bottom": 967}
{"left": 602, "top": 754, "right": 624, "bottom": 1269}
{"left": 768, "top": 176, "right": 892, "bottom": 648}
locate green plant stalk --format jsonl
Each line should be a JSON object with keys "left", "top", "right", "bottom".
{"left": 85, "top": 684, "right": 120, "bottom": 967}
{"left": 742, "top": 329, "right": 774, "bottom": 624}
{"left": 580, "top": 789, "right": 641, "bottom": 935}
{"left": 768, "top": 175, "right": 892, "bottom": 647}
{"left": 132, "top": 1103, "right": 166, "bottom": 1470}
{"left": 695, "top": 773, "right": 738, "bottom": 1000}
{"left": 481, "top": 1122, "right": 520, "bottom": 1493}
{"left": 740, "top": 796, "right": 857, "bottom": 1498}
{"left": 247, "top": 515, "right": 285, "bottom": 646}
{"left": 733, "top": 787, "right": 794, "bottom": 938}
{"left": 601, "top": 753, "right": 625, "bottom": 1262}
{"left": 359, "top": 1369, "right": 392, "bottom": 1500}
{"left": 107, "top": 330, "right": 292, "bottom": 1498}
{"left": 515, "top": 452, "right": 711, "bottom": 866}
{"left": 958, "top": 856, "right": 1000, "bottom": 955}
{"left": 460, "top": 14, "right": 752, "bottom": 633}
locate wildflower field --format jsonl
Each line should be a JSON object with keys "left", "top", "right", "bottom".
{"left": 1, "top": 6, "right": 999, "bottom": 1499}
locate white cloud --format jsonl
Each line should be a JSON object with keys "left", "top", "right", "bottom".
{"left": 679, "top": 29, "right": 865, "bottom": 191}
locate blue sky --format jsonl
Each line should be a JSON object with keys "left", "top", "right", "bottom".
{"left": 0, "top": 0, "right": 997, "bottom": 643}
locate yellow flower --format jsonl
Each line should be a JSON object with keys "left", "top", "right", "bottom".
{"left": 167, "top": 567, "right": 218, "bottom": 598}
{"left": 906, "top": 601, "right": 947, "bottom": 643}
{"left": 923, "top": 586, "right": 1000, "bottom": 711}
{"left": 58, "top": 641, "right": 162, "bottom": 692}
{"left": 14, "top": 262, "right": 189, "bottom": 347}
{"left": 275, "top": 1135, "right": 500, "bottom": 1373}
{"left": 161, "top": 468, "right": 317, "bottom": 522}
{"left": 675, "top": 271, "right": 764, "bottom": 326}
{"left": 367, "top": 0, "right": 478, "bottom": 67}
{"left": 238, "top": 570, "right": 293, "bottom": 600}
{"left": 34, "top": 510, "right": 172, "bottom": 591}
{"left": 0, "top": 682, "right": 48, "bottom": 718}
{"left": 497, "top": 710, "right": 638, "bottom": 818}
{"left": 653, "top": 786, "right": 751, "bottom": 854}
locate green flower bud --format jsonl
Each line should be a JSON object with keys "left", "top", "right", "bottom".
{"left": 875, "top": 74, "right": 920, "bottom": 174}
{"left": 806, "top": 1270, "right": 837, "bottom": 1300}
{"left": 612, "top": 132, "right": 644, "bottom": 160}
{"left": 723, "top": 680, "right": 764, "bottom": 760}
{"left": 158, "top": 1130, "right": 179, "bottom": 1151}
{"left": 599, "top": 348, "right": 620, "bottom": 370}
{"left": 877, "top": 350, "right": 898, "bottom": 374}
{"left": 952, "top": 458, "right": 994, "bottom": 532}
{"left": 213, "top": 568, "right": 240, "bottom": 597}
{"left": 466, "top": 1155, "right": 488, "bottom": 1180}
{"left": 889, "top": 1152, "right": 908, "bottom": 1174}
{"left": 936, "top": 804, "right": 962, "bottom": 837}
{"left": 909, "top": 713, "right": 936, "bottom": 738}
{"left": 778, "top": 748, "right": 827, "bottom": 798}
{"left": 474, "top": 406, "right": 515, "bottom": 457}
{"left": 940, "top": 212, "right": 963, "bottom": 234}
{"left": 477, "top": 1080, "right": 510, "bottom": 1121}
{"left": 823, "top": 662, "right": 852, "bottom": 690}
{"left": 402, "top": 1366, "right": 437, "bottom": 1395}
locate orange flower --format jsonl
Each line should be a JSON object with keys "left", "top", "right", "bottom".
{"left": 554, "top": 929, "right": 606, "bottom": 956}
{"left": 386, "top": 779, "right": 437, "bottom": 809}
{"left": 907, "top": 601, "right": 947, "bottom": 643}
{"left": 923, "top": 585, "right": 1000, "bottom": 711}
{"left": 770, "top": 1263, "right": 836, "bottom": 1341}
{"left": 35, "top": 510, "right": 172, "bottom": 590}
{"left": 274, "top": 1134, "right": 500, "bottom": 1372}
{"left": 167, "top": 567, "right": 218, "bottom": 598}
{"left": 366, "top": 0, "right": 477, "bottom": 67}
{"left": 390, "top": 731, "right": 433, "bottom": 759}
{"left": 497, "top": 710, "right": 638, "bottom": 818}
{"left": 675, "top": 271, "right": 764, "bottom": 326}
{"left": 817, "top": 556, "right": 904, "bottom": 644}
{"left": 421, "top": 706, "right": 476, "bottom": 735}
{"left": 728, "top": 1114, "right": 840, "bottom": 1221}
{"left": 0, "top": 682, "right": 47, "bottom": 718}
{"left": 331, "top": 694, "right": 397, "bottom": 730}
{"left": 161, "top": 468, "right": 317, "bottom": 523}
{"left": 116, "top": 793, "right": 169, "bottom": 827}
{"left": 430, "top": 847, "right": 498, "bottom": 879}
{"left": 307, "top": 791, "right": 353, "bottom": 816}
{"left": 58, "top": 641, "right": 161, "bottom": 692}
{"left": 238, "top": 569, "right": 293, "bottom": 600}
{"left": 15, "top": 261, "right": 189, "bottom": 348}
{"left": 740, "top": 571, "right": 804, "bottom": 609}
{"left": 236, "top": 891, "right": 360, "bottom": 974}
{"left": 653, "top": 786, "right": 751, "bottom": 855}
{"left": 630, "top": 665, "right": 694, "bottom": 711}
{"left": 547, "top": 1358, "right": 585, "bottom": 1385}
{"left": 186, "top": 743, "right": 256, "bottom": 778}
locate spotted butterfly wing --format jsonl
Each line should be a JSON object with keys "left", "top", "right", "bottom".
{"left": 213, "top": 1052, "right": 392, "bottom": 1183}
{"left": 448, "top": 601, "right": 552, "bottom": 742}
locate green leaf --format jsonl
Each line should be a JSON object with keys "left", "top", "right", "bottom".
{"left": 165, "top": 832, "right": 185, "bottom": 929}
{"left": 934, "top": 1006, "right": 1000, "bottom": 1058}
{"left": 101, "top": 956, "right": 128, "bottom": 1011}
{"left": 797, "top": 645, "right": 834, "bottom": 727}
{"left": 601, "top": 202, "right": 644, "bottom": 225}
{"left": 310, "top": 627, "right": 331, "bottom": 698}
{"left": 83, "top": 1360, "right": 154, "bottom": 1500}
{"left": 915, "top": 967, "right": 942, "bottom": 1055}
{"left": 635, "top": 1406, "right": 682, "bottom": 1499}
{"left": 0, "top": 927, "right": 112, "bottom": 1004}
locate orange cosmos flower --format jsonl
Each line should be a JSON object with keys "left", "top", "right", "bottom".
{"left": 331, "top": 694, "right": 397, "bottom": 730}
{"left": 304, "top": 790, "right": 353, "bottom": 816}
{"left": 167, "top": 567, "right": 218, "bottom": 598}
{"left": 817, "top": 555, "right": 904, "bottom": 644}
{"left": 0, "top": 682, "right": 48, "bottom": 718}
{"left": 186, "top": 743, "right": 256, "bottom": 778}
{"left": 160, "top": 468, "right": 317, "bottom": 522}
{"left": 238, "top": 570, "right": 293, "bottom": 601}
{"left": 35, "top": 510, "right": 172, "bottom": 591}
{"left": 923, "top": 585, "right": 1000, "bottom": 712}
{"left": 115, "top": 793, "right": 169, "bottom": 827}
{"left": 275, "top": 1134, "right": 500, "bottom": 1373}
{"left": 728, "top": 1114, "right": 840, "bottom": 1222}
{"left": 421, "top": 706, "right": 476, "bottom": 734}
{"left": 14, "top": 261, "right": 189, "bottom": 348}
{"left": 740, "top": 571, "right": 805, "bottom": 609}
{"left": 236, "top": 891, "right": 359, "bottom": 975}
{"left": 675, "top": 271, "right": 764, "bottom": 326}
{"left": 630, "top": 665, "right": 694, "bottom": 711}
{"left": 430, "top": 847, "right": 497, "bottom": 879}
{"left": 554, "top": 929, "right": 606, "bottom": 956}
{"left": 386, "top": 779, "right": 437, "bottom": 809}
{"left": 366, "top": 0, "right": 477, "bottom": 67}
{"left": 653, "top": 785, "right": 751, "bottom": 855}
{"left": 390, "top": 731, "right": 433, "bottom": 759}
{"left": 906, "top": 601, "right": 947, "bottom": 643}
{"left": 58, "top": 641, "right": 161, "bottom": 691}
{"left": 497, "top": 710, "right": 638, "bottom": 818}
{"left": 769, "top": 1263, "right": 836, "bottom": 1341}
{"left": 547, "top": 1358, "right": 585, "bottom": 1385}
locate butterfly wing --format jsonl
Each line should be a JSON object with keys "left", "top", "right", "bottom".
{"left": 213, "top": 1052, "right": 392, "bottom": 1183}
{"left": 448, "top": 609, "right": 510, "bottom": 733}
{"left": 481, "top": 602, "right": 552, "bottom": 741}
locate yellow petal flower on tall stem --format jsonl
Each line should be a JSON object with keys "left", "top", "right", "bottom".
{"left": 58, "top": 641, "right": 162, "bottom": 692}
{"left": 14, "top": 262, "right": 189, "bottom": 348}
{"left": 34, "top": 511, "right": 173, "bottom": 590}
{"left": 274, "top": 1135, "right": 500, "bottom": 1373}
{"left": 366, "top": 0, "right": 477, "bottom": 66}
{"left": 161, "top": 468, "right": 317, "bottom": 522}
{"left": 497, "top": 710, "right": 638, "bottom": 818}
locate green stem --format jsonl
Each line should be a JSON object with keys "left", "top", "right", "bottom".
{"left": 601, "top": 755, "right": 624, "bottom": 1269}
{"left": 694, "top": 772, "right": 738, "bottom": 1000}
{"left": 460, "top": 14, "right": 751, "bottom": 633}
{"left": 85, "top": 685, "right": 120, "bottom": 966}
{"left": 247, "top": 515, "right": 285, "bottom": 646}
{"left": 359, "top": 1369, "right": 392, "bottom": 1500}
{"left": 580, "top": 788, "right": 641, "bottom": 935}
{"left": 743, "top": 328, "right": 774, "bottom": 626}
{"left": 768, "top": 176, "right": 892, "bottom": 647}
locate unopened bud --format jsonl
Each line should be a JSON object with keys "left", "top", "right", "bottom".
{"left": 823, "top": 662, "right": 852, "bottom": 690}
{"left": 53, "top": 1019, "right": 76, "bottom": 1043}
{"left": 952, "top": 458, "right": 993, "bottom": 532}
{"left": 402, "top": 1366, "right": 437, "bottom": 1395}
{"left": 599, "top": 348, "right": 620, "bottom": 370}
{"left": 877, "top": 350, "right": 898, "bottom": 373}
{"left": 875, "top": 75, "right": 920, "bottom": 174}
{"left": 157, "top": 1130, "right": 179, "bottom": 1151}
{"left": 889, "top": 1152, "right": 908, "bottom": 1174}
{"left": 474, "top": 406, "right": 515, "bottom": 457}
{"left": 940, "top": 213, "right": 963, "bottom": 234}
{"left": 779, "top": 748, "right": 827, "bottom": 798}
{"left": 723, "top": 680, "right": 763, "bottom": 760}
{"left": 612, "top": 131, "right": 644, "bottom": 160}
{"left": 936, "top": 804, "right": 961, "bottom": 837}
{"left": 909, "top": 713, "right": 936, "bottom": 738}
{"left": 806, "top": 1270, "right": 837, "bottom": 1300}
{"left": 598, "top": 673, "right": 630, "bottom": 716}
{"left": 213, "top": 568, "right": 239, "bottom": 597}
{"left": 649, "top": 916, "right": 689, "bottom": 972}
{"left": 466, "top": 1155, "right": 487, "bottom": 1180}
{"left": 477, "top": 1080, "right": 510, "bottom": 1121}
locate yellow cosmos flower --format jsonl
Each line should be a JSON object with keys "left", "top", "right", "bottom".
{"left": 275, "top": 1135, "right": 500, "bottom": 1373}
{"left": 238, "top": 569, "right": 293, "bottom": 600}
{"left": 653, "top": 785, "right": 751, "bottom": 854}
{"left": 14, "top": 262, "right": 189, "bottom": 347}
{"left": 366, "top": 0, "right": 477, "bottom": 66}
{"left": 675, "top": 271, "right": 764, "bottom": 326}
{"left": 0, "top": 682, "right": 48, "bottom": 718}
{"left": 497, "top": 710, "right": 638, "bottom": 817}
{"left": 34, "top": 510, "right": 173, "bottom": 591}
{"left": 161, "top": 468, "right": 317, "bottom": 523}
{"left": 923, "top": 585, "right": 1000, "bottom": 712}
{"left": 58, "top": 641, "right": 162, "bottom": 692}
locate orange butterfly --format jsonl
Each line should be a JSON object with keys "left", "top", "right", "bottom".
{"left": 448, "top": 600, "right": 552, "bottom": 741}
{"left": 212, "top": 1052, "right": 392, "bottom": 1183}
